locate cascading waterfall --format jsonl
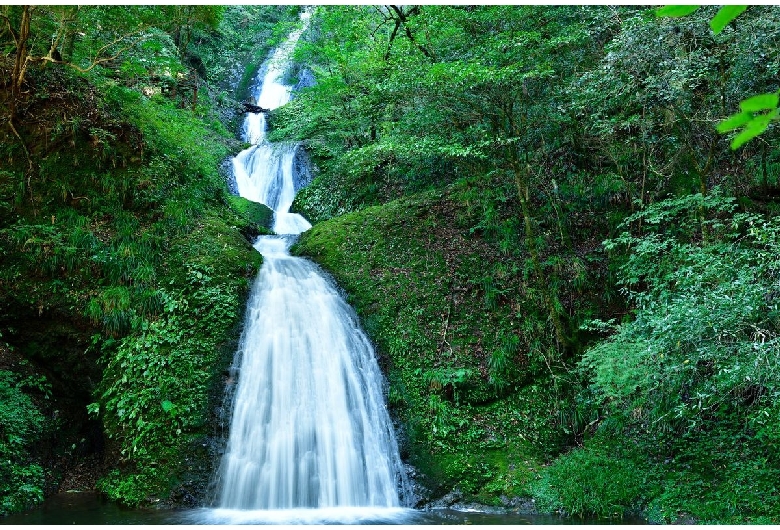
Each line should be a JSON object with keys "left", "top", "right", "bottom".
{"left": 210, "top": 11, "right": 412, "bottom": 523}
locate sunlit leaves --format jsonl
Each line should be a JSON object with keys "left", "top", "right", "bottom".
{"left": 739, "top": 92, "right": 779, "bottom": 112}
{"left": 709, "top": 5, "right": 748, "bottom": 34}
{"left": 655, "top": 5, "right": 776, "bottom": 149}
{"left": 656, "top": 4, "right": 747, "bottom": 34}
{"left": 716, "top": 91, "right": 780, "bottom": 149}
{"left": 655, "top": 5, "right": 700, "bottom": 18}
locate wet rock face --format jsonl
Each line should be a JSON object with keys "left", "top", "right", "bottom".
{"left": 294, "top": 68, "right": 316, "bottom": 91}
{"left": 293, "top": 146, "right": 313, "bottom": 191}
{"left": 222, "top": 157, "right": 239, "bottom": 197}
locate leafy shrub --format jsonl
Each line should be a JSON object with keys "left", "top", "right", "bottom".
{"left": 578, "top": 191, "right": 780, "bottom": 523}
{"left": 583, "top": 191, "right": 780, "bottom": 440}
{"left": 0, "top": 369, "right": 48, "bottom": 515}
{"left": 531, "top": 444, "right": 648, "bottom": 518}
{"left": 93, "top": 263, "right": 248, "bottom": 504}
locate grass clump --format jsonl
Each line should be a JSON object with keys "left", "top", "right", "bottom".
{"left": 531, "top": 441, "right": 648, "bottom": 519}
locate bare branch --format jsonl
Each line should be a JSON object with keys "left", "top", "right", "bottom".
{"left": 384, "top": 5, "right": 432, "bottom": 61}
{"left": 6, "top": 118, "right": 33, "bottom": 176}
{"left": 31, "top": 27, "right": 148, "bottom": 74}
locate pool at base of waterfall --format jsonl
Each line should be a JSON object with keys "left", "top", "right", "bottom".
{"left": 1, "top": 492, "right": 648, "bottom": 525}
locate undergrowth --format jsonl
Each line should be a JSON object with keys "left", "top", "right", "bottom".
{"left": 294, "top": 183, "right": 612, "bottom": 504}
{"left": 0, "top": 5, "right": 294, "bottom": 510}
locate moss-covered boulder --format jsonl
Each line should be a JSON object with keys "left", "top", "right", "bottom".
{"left": 226, "top": 195, "right": 274, "bottom": 239}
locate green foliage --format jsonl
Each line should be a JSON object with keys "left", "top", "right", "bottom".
{"left": 655, "top": 6, "right": 701, "bottom": 18}
{"left": 575, "top": 192, "right": 780, "bottom": 522}
{"left": 656, "top": 5, "right": 778, "bottom": 150}
{"left": 583, "top": 192, "right": 780, "bottom": 436}
{"left": 0, "top": 368, "right": 49, "bottom": 515}
{"left": 718, "top": 91, "right": 780, "bottom": 149}
{"left": 97, "top": 468, "right": 167, "bottom": 507}
{"left": 643, "top": 429, "right": 780, "bottom": 523}
{"left": 92, "top": 231, "right": 258, "bottom": 505}
{"left": 295, "top": 186, "right": 592, "bottom": 502}
{"left": 0, "top": 4, "right": 289, "bottom": 512}
{"left": 656, "top": 4, "right": 748, "bottom": 35}
{"left": 709, "top": 6, "right": 748, "bottom": 34}
{"left": 532, "top": 443, "right": 648, "bottom": 518}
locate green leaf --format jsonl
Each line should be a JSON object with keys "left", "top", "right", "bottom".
{"left": 730, "top": 115, "right": 772, "bottom": 150}
{"left": 161, "top": 400, "right": 174, "bottom": 413}
{"left": 709, "top": 5, "right": 747, "bottom": 34}
{"left": 716, "top": 111, "right": 753, "bottom": 133}
{"left": 739, "top": 92, "right": 779, "bottom": 113}
{"left": 86, "top": 402, "right": 100, "bottom": 417}
{"left": 655, "top": 5, "right": 700, "bottom": 18}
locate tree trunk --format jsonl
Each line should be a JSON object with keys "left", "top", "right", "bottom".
{"left": 11, "top": 6, "right": 32, "bottom": 100}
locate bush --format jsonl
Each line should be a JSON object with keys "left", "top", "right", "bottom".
{"left": 0, "top": 369, "right": 48, "bottom": 515}
{"left": 531, "top": 444, "right": 648, "bottom": 518}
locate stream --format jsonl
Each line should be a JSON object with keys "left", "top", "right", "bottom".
{"left": 2, "top": 491, "right": 643, "bottom": 525}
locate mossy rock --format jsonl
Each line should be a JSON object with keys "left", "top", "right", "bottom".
{"left": 226, "top": 195, "right": 274, "bottom": 238}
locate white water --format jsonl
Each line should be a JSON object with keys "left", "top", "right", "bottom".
{"left": 230, "top": 13, "right": 311, "bottom": 236}
{"left": 215, "top": 12, "right": 411, "bottom": 521}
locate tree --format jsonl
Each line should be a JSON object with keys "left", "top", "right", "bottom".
{"left": 657, "top": 5, "right": 780, "bottom": 149}
{"left": 277, "top": 6, "right": 614, "bottom": 356}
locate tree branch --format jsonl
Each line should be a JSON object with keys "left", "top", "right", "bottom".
{"left": 383, "top": 5, "right": 433, "bottom": 61}
{"left": 31, "top": 28, "right": 147, "bottom": 74}
{"left": 7, "top": 118, "right": 34, "bottom": 185}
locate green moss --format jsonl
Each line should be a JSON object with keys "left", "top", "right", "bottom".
{"left": 294, "top": 188, "right": 582, "bottom": 503}
{"left": 226, "top": 195, "right": 274, "bottom": 235}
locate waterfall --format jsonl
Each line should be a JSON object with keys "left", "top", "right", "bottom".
{"left": 210, "top": 11, "right": 412, "bottom": 523}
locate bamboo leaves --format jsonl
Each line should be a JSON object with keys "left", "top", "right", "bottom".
{"left": 709, "top": 5, "right": 748, "bottom": 34}
{"left": 655, "top": 5, "right": 747, "bottom": 35}
{"left": 655, "top": 5, "right": 701, "bottom": 18}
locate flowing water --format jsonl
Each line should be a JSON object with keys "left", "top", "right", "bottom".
{"left": 3, "top": 491, "right": 641, "bottom": 525}
{"left": 211, "top": 11, "right": 412, "bottom": 523}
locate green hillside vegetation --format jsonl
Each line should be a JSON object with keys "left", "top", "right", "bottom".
{"left": 0, "top": 5, "right": 296, "bottom": 512}
{"left": 284, "top": 6, "right": 780, "bottom": 523}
